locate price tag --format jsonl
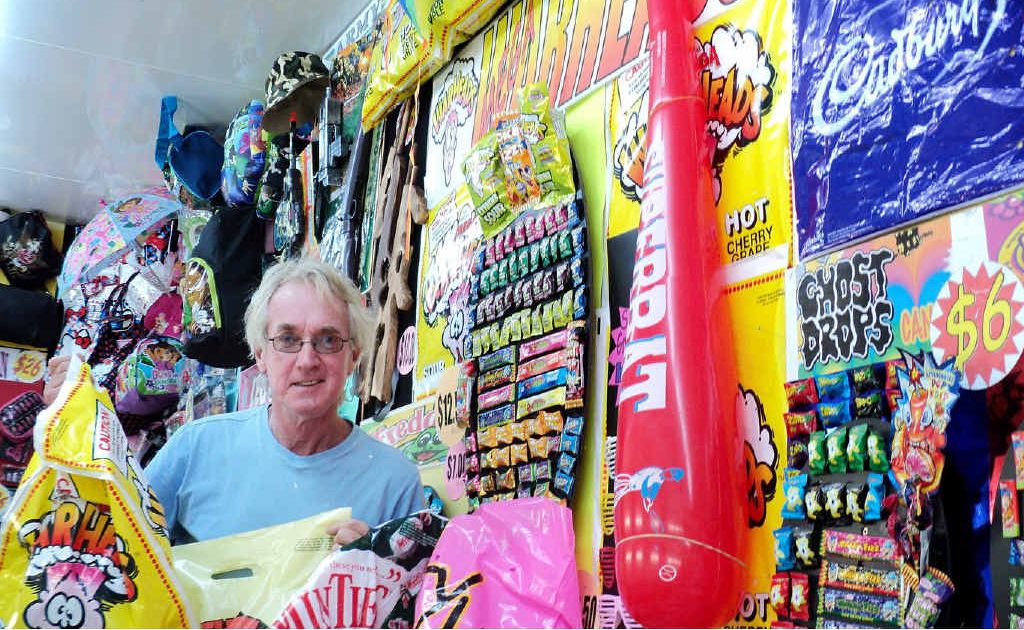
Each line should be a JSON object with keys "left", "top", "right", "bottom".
{"left": 444, "top": 439, "right": 468, "bottom": 500}
{"left": 931, "top": 261, "right": 1024, "bottom": 389}
{"left": 397, "top": 326, "right": 417, "bottom": 376}
{"left": 433, "top": 366, "right": 465, "bottom": 446}
{"left": 13, "top": 351, "right": 45, "bottom": 383}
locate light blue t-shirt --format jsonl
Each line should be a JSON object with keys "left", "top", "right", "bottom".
{"left": 146, "top": 405, "right": 424, "bottom": 544}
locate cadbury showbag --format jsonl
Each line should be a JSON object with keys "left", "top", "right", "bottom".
{"left": 273, "top": 510, "right": 447, "bottom": 628}
{"left": 171, "top": 507, "right": 350, "bottom": 626}
{"left": 792, "top": 0, "right": 1024, "bottom": 256}
{"left": 414, "top": 497, "right": 581, "bottom": 628}
{"left": 0, "top": 356, "right": 193, "bottom": 628}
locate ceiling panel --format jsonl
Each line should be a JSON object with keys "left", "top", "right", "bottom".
{"left": 0, "top": 0, "right": 368, "bottom": 225}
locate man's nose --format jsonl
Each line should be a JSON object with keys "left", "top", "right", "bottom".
{"left": 294, "top": 341, "right": 322, "bottom": 367}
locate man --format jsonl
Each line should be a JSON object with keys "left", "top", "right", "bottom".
{"left": 45, "top": 257, "right": 423, "bottom": 545}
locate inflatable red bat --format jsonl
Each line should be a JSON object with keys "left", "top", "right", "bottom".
{"left": 612, "top": 0, "right": 747, "bottom": 626}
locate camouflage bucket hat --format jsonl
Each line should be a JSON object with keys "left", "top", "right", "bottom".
{"left": 262, "top": 51, "right": 330, "bottom": 136}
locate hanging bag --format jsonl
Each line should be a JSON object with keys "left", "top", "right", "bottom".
{"left": 114, "top": 335, "right": 186, "bottom": 416}
{"left": 181, "top": 205, "right": 264, "bottom": 368}
{"left": 0, "top": 391, "right": 44, "bottom": 468}
{"left": 222, "top": 100, "right": 268, "bottom": 207}
{"left": 0, "top": 284, "right": 61, "bottom": 349}
{"left": 0, "top": 210, "right": 61, "bottom": 288}
{"left": 88, "top": 272, "right": 145, "bottom": 393}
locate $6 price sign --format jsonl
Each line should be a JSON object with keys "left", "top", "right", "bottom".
{"left": 931, "top": 261, "right": 1024, "bottom": 390}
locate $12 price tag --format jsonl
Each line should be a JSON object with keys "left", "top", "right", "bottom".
{"left": 433, "top": 366, "right": 465, "bottom": 446}
{"left": 931, "top": 261, "right": 1024, "bottom": 389}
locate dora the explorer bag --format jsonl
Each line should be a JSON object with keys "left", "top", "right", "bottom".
{"left": 181, "top": 204, "right": 264, "bottom": 368}
{"left": 0, "top": 355, "right": 193, "bottom": 627}
{"left": 114, "top": 335, "right": 186, "bottom": 416}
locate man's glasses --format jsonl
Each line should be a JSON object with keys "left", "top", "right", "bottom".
{"left": 267, "top": 333, "right": 350, "bottom": 354}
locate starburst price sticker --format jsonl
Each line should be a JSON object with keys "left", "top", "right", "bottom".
{"left": 930, "top": 261, "right": 1024, "bottom": 389}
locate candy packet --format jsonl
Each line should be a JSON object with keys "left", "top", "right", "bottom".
{"left": 781, "top": 473, "right": 808, "bottom": 519}
{"left": 774, "top": 527, "right": 795, "bottom": 571}
{"left": 770, "top": 572, "right": 791, "bottom": 619}
{"left": 784, "top": 378, "right": 819, "bottom": 409}
{"left": 789, "top": 572, "right": 810, "bottom": 622}
{"left": 1014, "top": 431, "right": 1024, "bottom": 490}
{"left": 815, "top": 372, "right": 851, "bottom": 401}
{"left": 826, "top": 427, "right": 848, "bottom": 474}
{"left": 867, "top": 427, "right": 890, "bottom": 472}
{"left": 847, "top": 423, "right": 869, "bottom": 471}
{"left": 1001, "top": 479, "right": 1020, "bottom": 538}
{"left": 809, "top": 431, "right": 827, "bottom": 476}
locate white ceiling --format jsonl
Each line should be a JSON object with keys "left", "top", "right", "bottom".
{"left": 0, "top": 0, "right": 367, "bottom": 225}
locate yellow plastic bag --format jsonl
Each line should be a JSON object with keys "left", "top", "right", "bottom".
{"left": 361, "top": 0, "right": 448, "bottom": 131}
{"left": 361, "top": 0, "right": 507, "bottom": 131}
{"left": 400, "top": 0, "right": 505, "bottom": 56}
{"left": 0, "top": 356, "right": 193, "bottom": 628}
{"left": 172, "top": 506, "right": 350, "bottom": 626}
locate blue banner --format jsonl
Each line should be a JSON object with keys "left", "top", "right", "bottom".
{"left": 792, "top": 0, "right": 1024, "bottom": 257}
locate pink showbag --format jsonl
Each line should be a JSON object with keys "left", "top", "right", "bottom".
{"left": 415, "top": 498, "right": 582, "bottom": 628}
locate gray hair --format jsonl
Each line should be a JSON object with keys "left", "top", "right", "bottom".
{"left": 244, "top": 257, "right": 375, "bottom": 367}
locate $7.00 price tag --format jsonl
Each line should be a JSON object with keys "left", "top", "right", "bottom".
{"left": 931, "top": 261, "right": 1024, "bottom": 389}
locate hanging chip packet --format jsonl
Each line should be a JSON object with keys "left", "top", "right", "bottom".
{"left": 0, "top": 355, "right": 193, "bottom": 627}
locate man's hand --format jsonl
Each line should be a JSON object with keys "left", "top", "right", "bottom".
{"left": 43, "top": 356, "right": 71, "bottom": 406}
{"left": 327, "top": 518, "right": 369, "bottom": 546}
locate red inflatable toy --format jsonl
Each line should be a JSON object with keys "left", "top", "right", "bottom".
{"left": 612, "top": 0, "right": 747, "bottom": 626}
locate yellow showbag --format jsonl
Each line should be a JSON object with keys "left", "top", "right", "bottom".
{"left": 0, "top": 356, "right": 192, "bottom": 628}
{"left": 172, "top": 507, "right": 350, "bottom": 626}
{"left": 361, "top": 0, "right": 505, "bottom": 131}
{"left": 362, "top": 0, "right": 448, "bottom": 131}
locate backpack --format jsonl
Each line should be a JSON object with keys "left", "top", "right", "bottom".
{"left": 181, "top": 205, "right": 264, "bottom": 368}
{"left": 0, "top": 210, "right": 61, "bottom": 288}
{"left": 222, "top": 101, "right": 268, "bottom": 207}
{"left": 0, "top": 284, "right": 62, "bottom": 349}
{"left": 114, "top": 335, "right": 186, "bottom": 416}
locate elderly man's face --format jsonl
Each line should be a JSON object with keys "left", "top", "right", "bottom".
{"left": 255, "top": 281, "right": 358, "bottom": 424}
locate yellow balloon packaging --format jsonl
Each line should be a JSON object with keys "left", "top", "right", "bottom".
{"left": 0, "top": 356, "right": 193, "bottom": 628}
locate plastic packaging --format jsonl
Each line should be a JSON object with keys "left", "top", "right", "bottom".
{"left": 274, "top": 511, "right": 447, "bottom": 628}
{"left": 173, "top": 507, "right": 351, "bottom": 626}
{"left": 415, "top": 497, "right": 580, "bottom": 628}
{"left": 0, "top": 356, "right": 192, "bottom": 628}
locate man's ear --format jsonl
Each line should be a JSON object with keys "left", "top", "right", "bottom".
{"left": 255, "top": 347, "right": 266, "bottom": 373}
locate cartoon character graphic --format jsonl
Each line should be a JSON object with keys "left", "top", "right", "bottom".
{"left": 794, "top": 536, "right": 815, "bottom": 566}
{"left": 400, "top": 428, "right": 449, "bottom": 466}
{"left": 17, "top": 477, "right": 140, "bottom": 628}
{"left": 848, "top": 493, "right": 865, "bottom": 522}
{"left": 791, "top": 580, "right": 808, "bottom": 612}
{"left": 824, "top": 488, "right": 843, "bottom": 519}
{"left": 784, "top": 483, "right": 803, "bottom": 514}
{"left": 183, "top": 262, "right": 216, "bottom": 335}
{"left": 805, "top": 489, "right": 823, "bottom": 521}
{"left": 144, "top": 341, "right": 182, "bottom": 372}
{"left": 430, "top": 60, "right": 479, "bottom": 187}
{"left": 613, "top": 93, "right": 648, "bottom": 203}
{"left": 614, "top": 466, "right": 686, "bottom": 530}
{"left": 738, "top": 385, "right": 778, "bottom": 527}
{"left": 891, "top": 351, "right": 960, "bottom": 496}
{"left": 697, "top": 24, "right": 776, "bottom": 204}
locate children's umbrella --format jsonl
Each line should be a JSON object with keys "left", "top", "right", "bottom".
{"left": 57, "top": 189, "right": 180, "bottom": 296}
